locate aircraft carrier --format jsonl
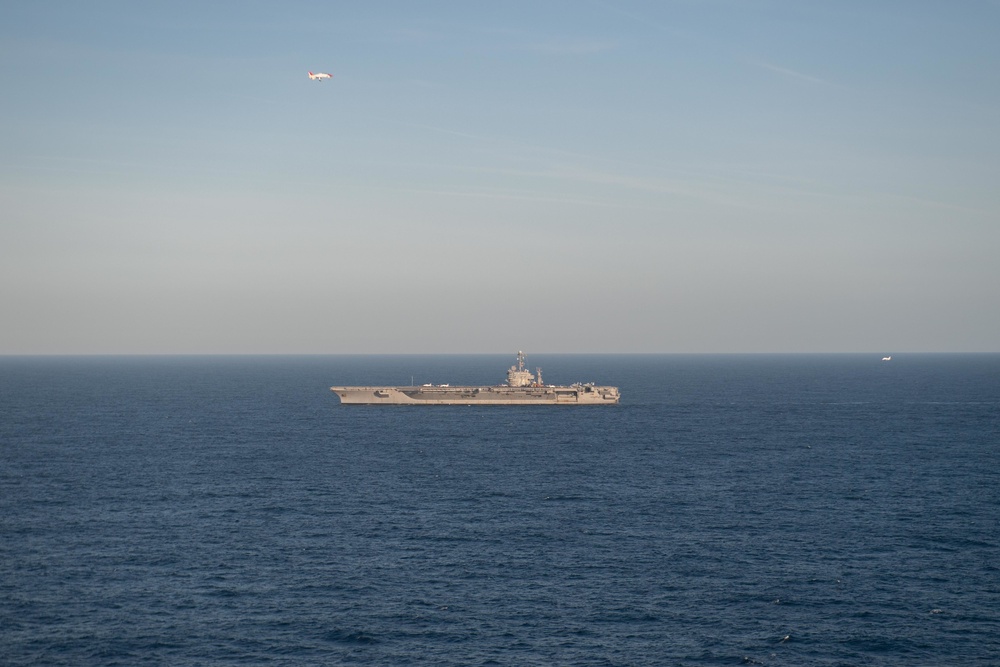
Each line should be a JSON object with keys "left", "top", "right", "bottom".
{"left": 330, "top": 352, "right": 620, "bottom": 405}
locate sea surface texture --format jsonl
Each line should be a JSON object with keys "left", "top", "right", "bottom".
{"left": 1, "top": 354, "right": 998, "bottom": 666}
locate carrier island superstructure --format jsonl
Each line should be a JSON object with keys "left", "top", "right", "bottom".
{"left": 330, "top": 352, "right": 620, "bottom": 405}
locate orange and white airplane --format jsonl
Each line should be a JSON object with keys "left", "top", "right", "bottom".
{"left": 308, "top": 71, "right": 333, "bottom": 81}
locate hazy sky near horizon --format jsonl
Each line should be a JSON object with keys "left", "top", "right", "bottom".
{"left": 2, "top": 1, "right": 998, "bottom": 353}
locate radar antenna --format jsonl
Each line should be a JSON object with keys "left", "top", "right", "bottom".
{"left": 506, "top": 351, "right": 536, "bottom": 387}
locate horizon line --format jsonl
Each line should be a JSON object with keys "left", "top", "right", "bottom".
{"left": 2, "top": 351, "right": 997, "bottom": 357}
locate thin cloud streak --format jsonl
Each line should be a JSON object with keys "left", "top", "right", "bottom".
{"left": 515, "top": 38, "right": 617, "bottom": 55}
{"left": 588, "top": 0, "right": 689, "bottom": 38}
{"left": 390, "top": 185, "right": 660, "bottom": 212}
{"left": 751, "top": 60, "right": 833, "bottom": 85}
{"left": 380, "top": 120, "right": 859, "bottom": 209}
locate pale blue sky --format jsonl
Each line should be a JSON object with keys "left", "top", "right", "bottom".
{"left": 2, "top": 1, "right": 998, "bottom": 353}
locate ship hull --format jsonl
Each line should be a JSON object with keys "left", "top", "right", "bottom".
{"left": 330, "top": 385, "right": 620, "bottom": 405}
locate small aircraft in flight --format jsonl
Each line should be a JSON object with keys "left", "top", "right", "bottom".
{"left": 308, "top": 71, "right": 333, "bottom": 81}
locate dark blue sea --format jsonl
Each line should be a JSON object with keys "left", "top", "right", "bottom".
{"left": 2, "top": 354, "right": 998, "bottom": 666}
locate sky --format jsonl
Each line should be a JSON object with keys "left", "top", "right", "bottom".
{"left": 2, "top": 1, "right": 998, "bottom": 354}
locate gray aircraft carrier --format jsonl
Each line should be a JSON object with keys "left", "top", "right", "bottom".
{"left": 330, "top": 351, "right": 620, "bottom": 405}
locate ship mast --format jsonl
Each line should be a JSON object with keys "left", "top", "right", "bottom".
{"left": 506, "top": 351, "right": 536, "bottom": 387}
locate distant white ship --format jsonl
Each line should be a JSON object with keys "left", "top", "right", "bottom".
{"left": 882, "top": 356, "right": 892, "bottom": 361}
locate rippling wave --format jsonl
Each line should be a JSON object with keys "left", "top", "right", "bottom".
{"left": 2, "top": 354, "right": 998, "bottom": 665}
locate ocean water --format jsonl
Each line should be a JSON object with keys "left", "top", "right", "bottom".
{"left": 1, "top": 354, "right": 998, "bottom": 666}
